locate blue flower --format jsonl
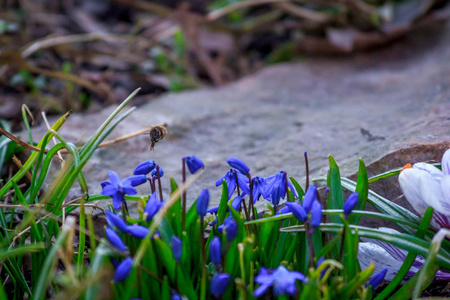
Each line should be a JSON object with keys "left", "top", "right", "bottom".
{"left": 105, "top": 210, "right": 128, "bottom": 233}
{"left": 230, "top": 196, "right": 243, "bottom": 211}
{"left": 171, "top": 235, "right": 182, "bottom": 262}
{"left": 145, "top": 191, "right": 163, "bottom": 222}
{"left": 105, "top": 227, "right": 126, "bottom": 252}
{"left": 265, "top": 171, "right": 297, "bottom": 205}
{"left": 310, "top": 200, "right": 322, "bottom": 229}
{"left": 253, "top": 266, "right": 306, "bottom": 297}
{"left": 226, "top": 157, "right": 250, "bottom": 176}
{"left": 217, "top": 217, "right": 238, "bottom": 241}
{"left": 343, "top": 192, "right": 359, "bottom": 217}
{"left": 302, "top": 185, "right": 317, "bottom": 213}
{"left": 210, "top": 273, "right": 231, "bottom": 298}
{"left": 123, "top": 175, "right": 147, "bottom": 187}
{"left": 216, "top": 170, "right": 250, "bottom": 199}
{"left": 133, "top": 160, "right": 156, "bottom": 175}
{"left": 113, "top": 257, "right": 133, "bottom": 283}
{"left": 277, "top": 206, "right": 290, "bottom": 215}
{"left": 197, "top": 188, "right": 210, "bottom": 216}
{"left": 127, "top": 225, "right": 149, "bottom": 239}
{"left": 151, "top": 166, "right": 164, "bottom": 178}
{"left": 285, "top": 202, "right": 308, "bottom": 222}
{"left": 252, "top": 176, "right": 267, "bottom": 203}
{"left": 207, "top": 206, "right": 219, "bottom": 214}
{"left": 184, "top": 155, "right": 205, "bottom": 174}
{"left": 210, "top": 236, "right": 222, "bottom": 265}
{"left": 369, "top": 268, "right": 387, "bottom": 289}
{"left": 170, "top": 294, "right": 182, "bottom": 300}
{"left": 101, "top": 170, "right": 138, "bottom": 210}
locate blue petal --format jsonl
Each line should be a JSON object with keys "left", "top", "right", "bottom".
{"left": 227, "top": 157, "right": 250, "bottom": 175}
{"left": 185, "top": 156, "right": 205, "bottom": 174}
{"left": 112, "top": 192, "right": 123, "bottom": 210}
{"left": 113, "top": 257, "right": 133, "bottom": 283}
{"left": 108, "top": 170, "right": 121, "bottom": 187}
{"left": 127, "top": 225, "right": 149, "bottom": 239}
{"left": 106, "top": 210, "right": 128, "bottom": 233}
{"left": 124, "top": 175, "right": 147, "bottom": 187}
{"left": 105, "top": 227, "right": 126, "bottom": 251}
{"left": 133, "top": 160, "right": 155, "bottom": 175}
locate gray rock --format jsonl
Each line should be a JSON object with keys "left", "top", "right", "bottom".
{"left": 29, "top": 25, "right": 450, "bottom": 217}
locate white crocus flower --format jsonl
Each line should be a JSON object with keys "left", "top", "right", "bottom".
{"left": 399, "top": 149, "right": 450, "bottom": 229}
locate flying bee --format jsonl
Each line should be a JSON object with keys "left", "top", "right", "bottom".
{"left": 148, "top": 125, "right": 168, "bottom": 151}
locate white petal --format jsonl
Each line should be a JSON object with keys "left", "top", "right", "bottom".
{"left": 358, "top": 242, "right": 420, "bottom": 281}
{"left": 418, "top": 170, "right": 448, "bottom": 215}
{"left": 439, "top": 176, "right": 450, "bottom": 216}
{"left": 442, "top": 149, "right": 450, "bottom": 176}
{"left": 399, "top": 168, "right": 430, "bottom": 216}
{"left": 413, "top": 162, "right": 443, "bottom": 181}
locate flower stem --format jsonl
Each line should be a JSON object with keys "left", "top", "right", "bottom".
{"left": 156, "top": 165, "right": 163, "bottom": 201}
{"left": 182, "top": 158, "right": 186, "bottom": 232}
{"left": 234, "top": 170, "right": 250, "bottom": 221}
{"left": 247, "top": 174, "right": 255, "bottom": 219}
{"left": 200, "top": 216, "right": 207, "bottom": 300}
{"left": 305, "top": 222, "right": 315, "bottom": 268}
{"left": 304, "top": 152, "right": 310, "bottom": 191}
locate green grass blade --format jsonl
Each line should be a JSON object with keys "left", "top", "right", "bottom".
{"left": 0, "top": 111, "right": 71, "bottom": 199}
{"left": 327, "top": 155, "right": 344, "bottom": 224}
{"left": 350, "top": 158, "right": 368, "bottom": 225}
{"left": 33, "top": 217, "right": 75, "bottom": 300}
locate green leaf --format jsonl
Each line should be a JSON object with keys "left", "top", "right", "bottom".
{"left": 327, "top": 155, "right": 344, "bottom": 224}
{"left": 289, "top": 176, "right": 305, "bottom": 200}
{"left": 217, "top": 180, "right": 229, "bottom": 225}
{"left": 349, "top": 158, "right": 368, "bottom": 225}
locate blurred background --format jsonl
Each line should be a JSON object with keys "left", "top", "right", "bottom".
{"left": 1, "top": 0, "right": 450, "bottom": 130}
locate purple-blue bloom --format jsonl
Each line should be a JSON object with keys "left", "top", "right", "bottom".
{"left": 226, "top": 157, "right": 250, "bottom": 176}
{"left": 197, "top": 188, "right": 210, "bottom": 216}
{"left": 184, "top": 155, "right": 205, "bottom": 174}
{"left": 133, "top": 160, "right": 156, "bottom": 175}
{"left": 252, "top": 176, "right": 267, "bottom": 203}
{"left": 343, "top": 192, "right": 359, "bottom": 217}
{"left": 113, "top": 257, "right": 133, "bottom": 283}
{"left": 145, "top": 191, "right": 163, "bottom": 222}
{"left": 210, "top": 273, "right": 231, "bottom": 298}
{"left": 171, "top": 235, "right": 182, "bottom": 262}
{"left": 217, "top": 217, "right": 238, "bottom": 241}
{"left": 105, "top": 210, "right": 128, "bottom": 233}
{"left": 302, "top": 185, "right": 317, "bottom": 213}
{"left": 101, "top": 170, "right": 138, "bottom": 210}
{"left": 265, "top": 171, "right": 297, "bottom": 205}
{"left": 127, "top": 225, "right": 149, "bottom": 239}
{"left": 210, "top": 236, "right": 222, "bottom": 265}
{"left": 151, "top": 166, "right": 164, "bottom": 178}
{"left": 253, "top": 266, "right": 306, "bottom": 297}
{"left": 310, "top": 200, "right": 322, "bottom": 229}
{"left": 369, "top": 268, "right": 387, "bottom": 289}
{"left": 123, "top": 175, "right": 147, "bottom": 187}
{"left": 285, "top": 202, "right": 308, "bottom": 222}
{"left": 105, "top": 227, "right": 126, "bottom": 252}
{"left": 216, "top": 170, "right": 250, "bottom": 199}
{"left": 230, "top": 196, "right": 243, "bottom": 211}
{"left": 207, "top": 206, "right": 219, "bottom": 214}
{"left": 170, "top": 294, "right": 182, "bottom": 300}
{"left": 277, "top": 206, "right": 290, "bottom": 215}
